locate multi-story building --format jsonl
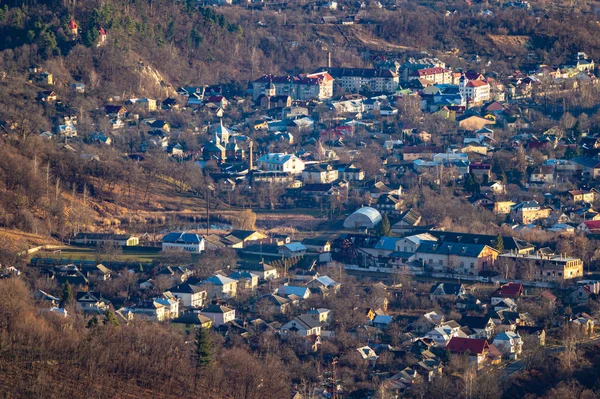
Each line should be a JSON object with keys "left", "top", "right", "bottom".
{"left": 497, "top": 253, "right": 584, "bottom": 282}
{"left": 315, "top": 67, "right": 399, "bottom": 94}
{"left": 414, "top": 241, "right": 499, "bottom": 275}
{"left": 162, "top": 232, "right": 205, "bottom": 253}
{"left": 459, "top": 75, "right": 491, "bottom": 104}
{"left": 408, "top": 67, "right": 452, "bottom": 85}
{"left": 510, "top": 201, "right": 552, "bottom": 224}
{"left": 252, "top": 72, "right": 334, "bottom": 101}
{"left": 256, "top": 153, "right": 305, "bottom": 174}
{"left": 302, "top": 164, "right": 339, "bottom": 183}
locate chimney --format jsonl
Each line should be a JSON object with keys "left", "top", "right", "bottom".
{"left": 249, "top": 140, "right": 254, "bottom": 170}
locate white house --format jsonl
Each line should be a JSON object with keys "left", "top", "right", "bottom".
{"left": 281, "top": 314, "right": 322, "bottom": 337}
{"left": 256, "top": 153, "right": 305, "bottom": 174}
{"left": 201, "top": 274, "right": 238, "bottom": 298}
{"left": 459, "top": 75, "right": 491, "bottom": 104}
{"left": 492, "top": 331, "right": 523, "bottom": 359}
{"left": 165, "top": 283, "right": 207, "bottom": 308}
{"left": 162, "top": 232, "right": 205, "bottom": 253}
{"left": 76, "top": 292, "right": 110, "bottom": 314}
{"left": 200, "top": 304, "right": 236, "bottom": 326}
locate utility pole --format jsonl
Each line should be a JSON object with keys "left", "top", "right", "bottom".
{"left": 205, "top": 184, "right": 214, "bottom": 236}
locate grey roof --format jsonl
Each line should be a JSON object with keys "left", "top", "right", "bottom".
{"left": 167, "top": 283, "right": 205, "bottom": 294}
{"left": 416, "top": 241, "right": 494, "bottom": 257}
{"left": 162, "top": 232, "right": 203, "bottom": 244}
{"left": 202, "top": 304, "right": 234, "bottom": 314}
{"left": 172, "top": 313, "right": 212, "bottom": 325}
{"left": 426, "top": 230, "right": 533, "bottom": 252}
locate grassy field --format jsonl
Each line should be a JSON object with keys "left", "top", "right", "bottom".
{"left": 36, "top": 246, "right": 163, "bottom": 263}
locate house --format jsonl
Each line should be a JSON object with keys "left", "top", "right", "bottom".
{"left": 564, "top": 283, "right": 598, "bottom": 304}
{"left": 172, "top": 312, "right": 213, "bottom": 333}
{"left": 306, "top": 276, "right": 341, "bottom": 293}
{"left": 39, "top": 90, "right": 57, "bottom": 102}
{"left": 469, "top": 162, "right": 492, "bottom": 181}
{"left": 391, "top": 208, "right": 422, "bottom": 234}
{"left": 73, "top": 232, "right": 139, "bottom": 247}
{"left": 201, "top": 274, "right": 238, "bottom": 298}
{"left": 460, "top": 316, "right": 495, "bottom": 339}
{"left": 302, "top": 237, "right": 331, "bottom": 253}
{"left": 200, "top": 304, "right": 236, "bottom": 326}
{"left": 372, "top": 315, "right": 393, "bottom": 330}
{"left": 373, "top": 194, "right": 403, "bottom": 215}
{"left": 357, "top": 346, "right": 379, "bottom": 363}
{"left": 68, "top": 19, "right": 78, "bottom": 35}
{"left": 459, "top": 75, "right": 491, "bottom": 104}
{"left": 457, "top": 114, "right": 494, "bottom": 131}
{"left": 497, "top": 253, "right": 584, "bottom": 282}
{"left": 157, "top": 266, "right": 193, "bottom": 284}
{"left": 577, "top": 220, "right": 600, "bottom": 234}
{"left": 510, "top": 201, "right": 552, "bottom": 224}
{"left": 129, "top": 300, "right": 167, "bottom": 322}
{"left": 80, "top": 264, "right": 112, "bottom": 281}
{"left": 530, "top": 165, "right": 555, "bottom": 183}
{"left": 222, "top": 230, "right": 269, "bottom": 248}
{"left": 567, "top": 189, "right": 596, "bottom": 203}
{"left": 446, "top": 337, "right": 490, "bottom": 368}
{"left": 308, "top": 308, "right": 332, "bottom": 324}
{"left": 302, "top": 164, "right": 339, "bottom": 184}
{"left": 256, "top": 153, "right": 305, "bottom": 174}
{"left": 429, "top": 283, "right": 466, "bottom": 300}
{"left": 278, "top": 242, "right": 307, "bottom": 257}
{"left": 395, "top": 233, "right": 437, "bottom": 253}
{"left": 492, "top": 331, "right": 523, "bottom": 359}
{"left": 76, "top": 292, "right": 110, "bottom": 314}
{"left": 424, "top": 321, "right": 465, "bottom": 347}
{"left": 415, "top": 241, "right": 499, "bottom": 275}
{"left": 162, "top": 232, "right": 205, "bottom": 253}
{"left": 278, "top": 284, "right": 311, "bottom": 299}
{"left": 281, "top": 314, "right": 322, "bottom": 337}
{"left": 252, "top": 294, "right": 292, "bottom": 315}
{"left": 165, "top": 283, "right": 207, "bottom": 308}
{"left": 237, "top": 262, "right": 279, "bottom": 281}
{"left": 228, "top": 271, "right": 259, "bottom": 291}
{"left": 491, "top": 283, "right": 523, "bottom": 305}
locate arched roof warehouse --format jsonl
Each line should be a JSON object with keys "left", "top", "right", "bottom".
{"left": 343, "top": 207, "right": 382, "bottom": 229}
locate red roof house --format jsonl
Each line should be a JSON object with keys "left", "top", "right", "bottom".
{"left": 447, "top": 337, "right": 490, "bottom": 368}
{"left": 68, "top": 19, "right": 78, "bottom": 35}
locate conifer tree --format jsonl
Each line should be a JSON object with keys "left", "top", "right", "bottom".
{"left": 193, "top": 326, "right": 213, "bottom": 390}
{"left": 61, "top": 281, "right": 73, "bottom": 306}
{"left": 493, "top": 234, "right": 504, "bottom": 253}
{"left": 378, "top": 213, "right": 391, "bottom": 236}
{"left": 104, "top": 309, "right": 120, "bottom": 326}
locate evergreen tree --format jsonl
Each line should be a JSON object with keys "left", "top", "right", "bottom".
{"left": 193, "top": 327, "right": 213, "bottom": 390}
{"left": 378, "top": 213, "right": 391, "bottom": 236}
{"left": 104, "top": 309, "right": 120, "bottom": 326}
{"left": 493, "top": 234, "right": 504, "bottom": 253}
{"left": 61, "top": 281, "right": 73, "bottom": 306}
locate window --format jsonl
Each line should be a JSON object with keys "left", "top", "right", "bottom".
{"left": 439, "top": 260, "right": 443, "bottom": 266}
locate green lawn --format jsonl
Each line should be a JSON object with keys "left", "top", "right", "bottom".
{"left": 37, "top": 246, "right": 163, "bottom": 263}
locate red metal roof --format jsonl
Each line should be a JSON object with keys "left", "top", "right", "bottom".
{"left": 68, "top": 20, "right": 78, "bottom": 29}
{"left": 447, "top": 337, "right": 489, "bottom": 354}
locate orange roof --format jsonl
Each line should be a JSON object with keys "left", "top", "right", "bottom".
{"left": 466, "top": 80, "right": 488, "bottom": 88}
{"left": 68, "top": 20, "right": 78, "bottom": 29}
